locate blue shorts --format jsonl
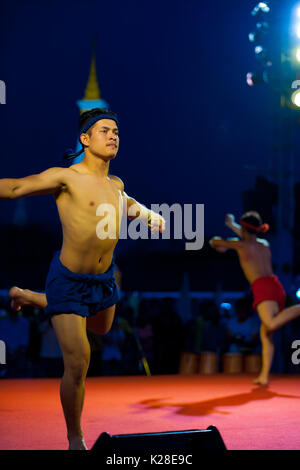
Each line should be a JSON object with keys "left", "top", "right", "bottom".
{"left": 44, "top": 251, "right": 120, "bottom": 318}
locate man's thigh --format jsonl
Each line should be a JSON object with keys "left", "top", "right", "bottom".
{"left": 257, "top": 301, "right": 280, "bottom": 329}
{"left": 51, "top": 313, "right": 90, "bottom": 362}
{"left": 86, "top": 305, "right": 116, "bottom": 335}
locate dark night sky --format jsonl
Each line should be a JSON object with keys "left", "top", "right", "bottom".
{"left": 0, "top": 0, "right": 300, "bottom": 247}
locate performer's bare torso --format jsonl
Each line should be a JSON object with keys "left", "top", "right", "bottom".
{"left": 56, "top": 163, "right": 122, "bottom": 275}
{"left": 236, "top": 239, "right": 273, "bottom": 285}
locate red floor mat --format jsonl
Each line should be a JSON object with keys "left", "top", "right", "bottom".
{"left": 1, "top": 374, "right": 300, "bottom": 450}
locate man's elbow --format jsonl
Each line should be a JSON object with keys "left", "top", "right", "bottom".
{"left": 10, "top": 181, "right": 32, "bottom": 199}
{"left": 10, "top": 185, "right": 22, "bottom": 199}
{"left": 0, "top": 179, "right": 19, "bottom": 200}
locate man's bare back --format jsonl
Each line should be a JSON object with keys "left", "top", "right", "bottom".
{"left": 210, "top": 235, "right": 273, "bottom": 285}
{"left": 235, "top": 238, "right": 273, "bottom": 285}
{"left": 210, "top": 212, "right": 273, "bottom": 285}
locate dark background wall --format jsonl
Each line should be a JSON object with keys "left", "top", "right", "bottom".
{"left": 0, "top": 0, "right": 300, "bottom": 291}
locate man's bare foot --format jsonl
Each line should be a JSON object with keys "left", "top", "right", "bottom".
{"left": 253, "top": 375, "right": 269, "bottom": 386}
{"left": 68, "top": 436, "right": 88, "bottom": 450}
{"left": 9, "top": 286, "right": 31, "bottom": 311}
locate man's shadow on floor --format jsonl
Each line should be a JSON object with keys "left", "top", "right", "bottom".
{"left": 139, "top": 387, "right": 300, "bottom": 416}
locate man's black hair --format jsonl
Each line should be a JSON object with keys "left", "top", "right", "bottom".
{"left": 241, "top": 211, "right": 262, "bottom": 234}
{"left": 78, "top": 108, "right": 118, "bottom": 135}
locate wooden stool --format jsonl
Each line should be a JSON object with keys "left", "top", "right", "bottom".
{"left": 179, "top": 352, "right": 199, "bottom": 374}
{"left": 222, "top": 353, "right": 243, "bottom": 374}
{"left": 198, "top": 352, "right": 218, "bottom": 374}
{"left": 243, "top": 354, "right": 261, "bottom": 373}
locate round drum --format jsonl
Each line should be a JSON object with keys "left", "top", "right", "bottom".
{"left": 178, "top": 352, "right": 199, "bottom": 374}
{"left": 198, "top": 352, "right": 218, "bottom": 374}
{"left": 222, "top": 353, "right": 243, "bottom": 374}
{"left": 244, "top": 354, "right": 261, "bottom": 373}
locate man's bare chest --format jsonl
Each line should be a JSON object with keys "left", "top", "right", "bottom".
{"left": 72, "top": 179, "right": 122, "bottom": 208}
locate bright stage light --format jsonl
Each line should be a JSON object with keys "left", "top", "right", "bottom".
{"left": 296, "top": 48, "right": 300, "bottom": 61}
{"left": 248, "top": 22, "right": 269, "bottom": 43}
{"left": 259, "top": 2, "right": 269, "bottom": 11}
{"left": 249, "top": 32, "right": 255, "bottom": 42}
{"left": 291, "top": 89, "right": 300, "bottom": 107}
{"left": 254, "top": 45, "right": 269, "bottom": 61}
{"left": 251, "top": 2, "right": 270, "bottom": 17}
{"left": 246, "top": 71, "right": 269, "bottom": 86}
{"left": 297, "top": 24, "right": 300, "bottom": 38}
{"left": 246, "top": 73, "right": 255, "bottom": 86}
{"left": 296, "top": 288, "right": 300, "bottom": 299}
{"left": 220, "top": 302, "right": 231, "bottom": 311}
{"left": 257, "top": 21, "right": 269, "bottom": 32}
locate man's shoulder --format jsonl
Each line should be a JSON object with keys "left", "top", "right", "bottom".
{"left": 256, "top": 238, "right": 270, "bottom": 248}
{"left": 67, "top": 163, "right": 87, "bottom": 175}
{"left": 43, "top": 166, "right": 77, "bottom": 180}
{"left": 59, "top": 164, "right": 92, "bottom": 182}
{"left": 108, "top": 174, "right": 124, "bottom": 191}
{"left": 227, "top": 237, "right": 245, "bottom": 249}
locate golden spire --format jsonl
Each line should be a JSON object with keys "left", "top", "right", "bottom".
{"left": 83, "top": 42, "right": 101, "bottom": 101}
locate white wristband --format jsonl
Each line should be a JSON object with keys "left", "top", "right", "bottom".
{"left": 138, "top": 205, "right": 150, "bottom": 224}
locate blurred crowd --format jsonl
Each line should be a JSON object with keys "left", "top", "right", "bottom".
{"left": 1, "top": 291, "right": 300, "bottom": 379}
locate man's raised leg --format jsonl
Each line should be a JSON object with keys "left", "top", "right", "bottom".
{"left": 257, "top": 300, "right": 300, "bottom": 333}
{"left": 50, "top": 313, "right": 90, "bottom": 450}
{"left": 86, "top": 305, "right": 116, "bottom": 335}
{"left": 254, "top": 300, "right": 300, "bottom": 385}
{"left": 9, "top": 287, "right": 116, "bottom": 336}
{"left": 9, "top": 286, "right": 47, "bottom": 310}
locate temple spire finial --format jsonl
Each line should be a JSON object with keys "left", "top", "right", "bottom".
{"left": 83, "top": 39, "right": 101, "bottom": 101}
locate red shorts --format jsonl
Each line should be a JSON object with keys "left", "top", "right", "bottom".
{"left": 250, "top": 275, "right": 286, "bottom": 312}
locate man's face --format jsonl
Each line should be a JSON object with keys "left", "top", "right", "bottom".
{"left": 81, "top": 118, "right": 119, "bottom": 160}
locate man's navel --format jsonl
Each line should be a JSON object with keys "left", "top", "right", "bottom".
{"left": 89, "top": 201, "right": 95, "bottom": 206}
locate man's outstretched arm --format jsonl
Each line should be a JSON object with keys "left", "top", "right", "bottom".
{"left": 225, "top": 214, "right": 242, "bottom": 238}
{"left": 209, "top": 236, "right": 243, "bottom": 252}
{"left": 0, "top": 167, "right": 69, "bottom": 200}
{"left": 109, "top": 174, "right": 165, "bottom": 233}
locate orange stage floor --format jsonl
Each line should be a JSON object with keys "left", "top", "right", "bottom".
{"left": 1, "top": 374, "right": 300, "bottom": 450}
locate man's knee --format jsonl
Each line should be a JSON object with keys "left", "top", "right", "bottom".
{"left": 86, "top": 308, "right": 115, "bottom": 335}
{"left": 258, "top": 306, "right": 279, "bottom": 333}
{"left": 64, "top": 351, "right": 90, "bottom": 383}
{"left": 262, "top": 319, "right": 275, "bottom": 334}
{"left": 66, "top": 360, "right": 90, "bottom": 384}
{"left": 86, "top": 321, "right": 110, "bottom": 335}
{"left": 98, "top": 323, "right": 113, "bottom": 335}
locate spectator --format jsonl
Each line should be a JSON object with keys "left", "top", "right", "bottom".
{"left": 39, "top": 317, "right": 63, "bottom": 378}
{"left": 201, "top": 300, "right": 227, "bottom": 353}
{"left": 152, "top": 298, "right": 183, "bottom": 374}
{"left": 118, "top": 304, "right": 140, "bottom": 375}
{"left": 136, "top": 301, "right": 155, "bottom": 370}
{"left": 0, "top": 308, "right": 30, "bottom": 377}
{"left": 183, "top": 310, "right": 204, "bottom": 355}
{"left": 23, "top": 306, "right": 43, "bottom": 377}
{"left": 101, "top": 317, "right": 125, "bottom": 376}
{"left": 226, "top": 297, "right": 260, "bottom": 354}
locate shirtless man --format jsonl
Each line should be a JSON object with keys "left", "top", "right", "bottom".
{"left": 1, "top": 108, "right": 165, "bottom": 450}
{"left": 209, "top": 211, "right": 300, "bottom": 385}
